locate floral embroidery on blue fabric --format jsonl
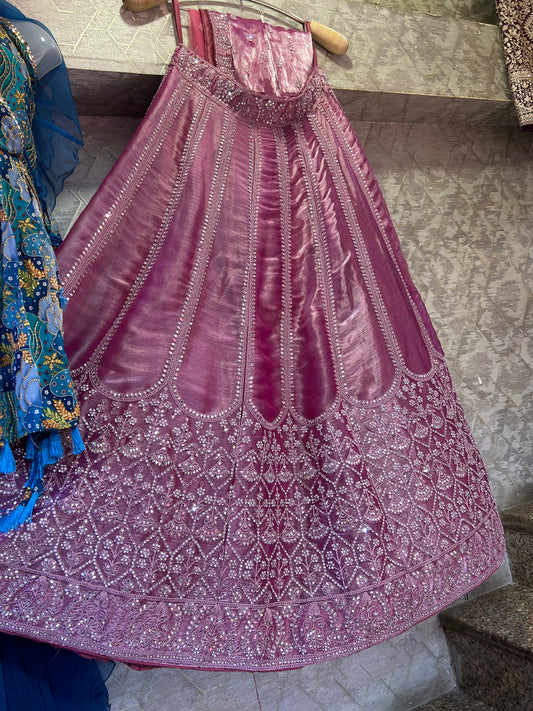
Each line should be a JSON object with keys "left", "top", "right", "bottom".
{"left": 0, "top": 20, "right": 82, "bottom": 530}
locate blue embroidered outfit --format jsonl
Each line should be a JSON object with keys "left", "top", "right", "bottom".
{"left": 0, "top": 15, "right": 83, "bottom": 530}
{"left": 0, "top": 10, "right": 109, "bottom": 711}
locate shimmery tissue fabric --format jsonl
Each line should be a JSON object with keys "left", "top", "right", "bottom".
{"left": 0, "top": 11, "right": 505, "bottom": 671}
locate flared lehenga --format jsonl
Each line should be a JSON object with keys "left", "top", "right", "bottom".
{"left": 0, "top": 10, "right": 505, "bottom": 671}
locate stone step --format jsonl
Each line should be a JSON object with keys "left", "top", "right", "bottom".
{"left": 414, "top": 688, "right": 495, "bottom": 710}
{"left": 15, "top": 0, "right": 516, "bottom": 125}
{"left": 439, "top": 585, "right": 533, "bottom": 711}
{"left": 501, "top": 502, "right": 533, "bottom": 587}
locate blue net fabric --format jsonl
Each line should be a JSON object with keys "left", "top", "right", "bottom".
{"left": 0, "top": 0, "right": 83, "bottom": 212}
{"left": 0, "top": 633, "right": 110, "bottom": 711}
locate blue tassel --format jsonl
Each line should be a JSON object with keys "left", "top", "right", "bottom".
{"left": 38, "top": 433, "right": 63, "bottom": 466}
{"left": 0, "top": 485, "right": 42, "bottom": 533}
{"left": 0, "top": 442, "right": 16, "bottom": 474}
{"left": 40, "top": 436, "right": 50, "bottom": 465}
{"left": 45, "top": 431, "right": 64, "bottom": 464}
{"left": 0, "top": 425, "right": 81, "bottom": 534}
{"left": 25, "top": 449, "right": 45, "bottom": 488}
{"left": 25, "top": 436, "right": 36, "bottom": 460}
{"left": 0, "top": 452, "right": 44, "bottom": 534}
{"left": 71, "top": 425, "right": 85, "bottom": 455}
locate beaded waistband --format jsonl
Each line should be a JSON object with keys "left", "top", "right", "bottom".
{"left": 171, "top": 44, "right": 327, "bottom": 126}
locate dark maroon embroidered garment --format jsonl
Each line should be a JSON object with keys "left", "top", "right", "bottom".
{"left": 495, "top": 0, "right": 533, "bottom": 128}
{"left": 0, "top": 10, "right": 505, "bottom": 671}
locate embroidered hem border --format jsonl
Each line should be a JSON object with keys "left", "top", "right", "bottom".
{"left": 0, "top": 509, "right": 504, "bottom": 671}
{"left": 509, "top": 72, "right": 533, "bottom": 127}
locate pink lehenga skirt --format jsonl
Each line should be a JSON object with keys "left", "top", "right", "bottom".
{"left": 0, "top": 10, "right": 505, "bottom": 671}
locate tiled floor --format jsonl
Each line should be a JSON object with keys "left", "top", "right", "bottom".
{"left": 104, "top": 616, "right": 454, "bottom": 710}
{"left": 54, "top": 114, "right": 533, "bottom": 710}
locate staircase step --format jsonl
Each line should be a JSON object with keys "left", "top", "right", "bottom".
{"left": 415, "top": 689, "right": 495, "bottom": 710}
{"left": 439, "top": 585, "right": 533, "bottom": 711}
{"left": 502, "top": 501, "right": 533, "bottom": 531}
{"left": 501, "top": 502, "right": 533, "bottom": 586}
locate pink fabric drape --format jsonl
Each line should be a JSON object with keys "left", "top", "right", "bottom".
{"left": 0, "top": 10, "right": 505, "bottom": 671}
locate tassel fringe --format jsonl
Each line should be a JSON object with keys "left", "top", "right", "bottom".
{"left": 0, "top": 486, "right": 42, "bottom": 533}
{"left": 0, "top": 424, "right": 84, "bottom": 534}
{"left": 0, "top": 441, "right": 16, "bottom": 474}
{"left": 25, "top": 436, "right": 36, "bottom": 460}
{"left": 26, "top": 450, "right": 45, "bottom": 488}
{"left": 0, "top": 452, "right": 45, "bottom": 533}
{"left": 71, "top": 425, "right": 85, "bottom": 455}
{"left": 44, "top": 430, "right": 64, "bottom": 464}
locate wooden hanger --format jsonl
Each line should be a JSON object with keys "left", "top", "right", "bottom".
{"left": 121, "top": 0, "right": 349, "bottom": 55}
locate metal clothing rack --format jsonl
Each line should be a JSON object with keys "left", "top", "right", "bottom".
{"left": 121, "top": 0, "right": 349, "bottom": 54}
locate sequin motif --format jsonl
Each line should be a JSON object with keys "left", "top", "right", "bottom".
{"left": 0, "top": 13, "right": 504, "bottom": 670}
